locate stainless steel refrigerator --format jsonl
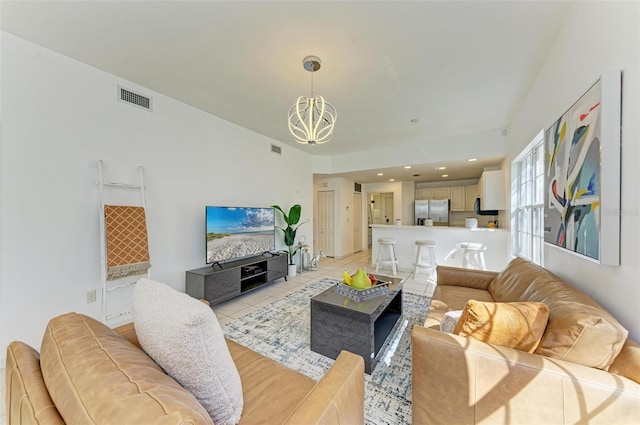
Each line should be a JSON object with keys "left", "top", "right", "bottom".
{"left": 415, "top": 199, "right": 450, "bottom": 226}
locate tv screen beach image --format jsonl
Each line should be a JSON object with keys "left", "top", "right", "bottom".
{"left": 206, "top": 207, "right": 275, "bottom": 263}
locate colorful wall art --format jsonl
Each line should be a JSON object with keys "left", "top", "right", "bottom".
{"left": 544, "top": 72, "right": 621, "bottom": 265}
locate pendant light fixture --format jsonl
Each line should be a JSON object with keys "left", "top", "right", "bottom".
{"left": 288, "top": 56, "right": 337, "bottom": 145}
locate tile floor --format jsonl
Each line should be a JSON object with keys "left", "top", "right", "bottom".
{"left": 0, "top": 249, "right": 436, "bottom": 424}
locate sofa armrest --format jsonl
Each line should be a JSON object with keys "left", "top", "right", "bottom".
{"left": 436, "top": 265, "right": 498, "bottom": 290}
{"left": 284, "top": 350, "right": 364, "bottom": 425}
{"left": 412, "top": 326, "right": 640, "bottom": 425}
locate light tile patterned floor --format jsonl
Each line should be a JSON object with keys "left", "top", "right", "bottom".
{"left": 0, "top": 249, "right": 435, "bottom": 424}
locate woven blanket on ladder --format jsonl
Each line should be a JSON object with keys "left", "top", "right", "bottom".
{"left": 105, "top": 205, "right": 151, "bottom": 280}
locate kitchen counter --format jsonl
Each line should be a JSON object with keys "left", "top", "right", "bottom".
{"left": 371, "top": 225, "right": 509, "bottom": 272}
{"left": 371, "top": 224, "right": 507, "bottom": 231}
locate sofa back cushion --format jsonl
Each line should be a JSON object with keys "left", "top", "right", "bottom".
{"left": 521, "top": 277, "right": 629, "bottom": 370}
{"left": 40, "top": 312, "right": 213, "bottom": 425}
{"left": 608, "top": 339, "right": 640, "bottom": 384}
{"left": 488, "top": 257, "right": 544, "bottom": 302}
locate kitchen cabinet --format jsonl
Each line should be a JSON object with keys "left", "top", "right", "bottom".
{"left": 478, "top": 170, "right": 506, "bottom": 210}
{"left": 434, "top": 187, "right": 451, "bottom": 199}
{"left": 465, "top": 184, "right": 479, "bottom": 212}
{"left": 415, "top": 188, "right": 435, "bottom": 200}
{"left": 450, "top": 186, "right": 465, "bottom": 211}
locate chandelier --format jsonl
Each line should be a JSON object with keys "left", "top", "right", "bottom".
{"left": 288, "top": 56, "right": 337, "bottom": 145}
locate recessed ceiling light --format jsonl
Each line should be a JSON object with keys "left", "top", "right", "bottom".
{"left": 377, "top": 172, "right": 384, "bottom": 176}
{"left": 410, "top": 118, "right": 420, "bottom": 123}
{"left": 438, "top": 166, "right": 446, "bottom": 170}
{"left": 442, "top": 174, "right": 449, "bottom": 178}
{"left": 404, "top": 165, "right": 412, "bottom": 169}
{"left": 389, "top": 178, "right": 395, "bottom": 182}
{"left": 468, "top": 158, "right": 477, "bottom": 162}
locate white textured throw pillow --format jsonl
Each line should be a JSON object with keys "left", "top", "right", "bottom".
{"left": 440, "top": 310, "right": 463, "bottom": 334}
{"left": 133, "top": 278, "right": 243, "bottom": 425}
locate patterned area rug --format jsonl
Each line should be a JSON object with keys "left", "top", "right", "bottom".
{"left": 223, "top": 278, "right": 431, "bottom": 425}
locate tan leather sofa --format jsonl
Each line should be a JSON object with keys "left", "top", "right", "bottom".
{"left": 6, "top": 312, "right": 365, "bottom": 425}
{"left": 412, "top": 257, "right": 640, "bottom": 424}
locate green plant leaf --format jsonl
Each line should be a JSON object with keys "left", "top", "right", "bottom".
{"left": 288, "top": 204, "right": 301, "bottom": 225}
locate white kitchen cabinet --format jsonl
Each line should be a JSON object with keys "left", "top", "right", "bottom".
{"left": 465, "top": 184, "right": 479, "bottom": 211}
{"left": 434, "top": 187, "right": 451, "bottom": 199}
{"left": 415, "top": 188, "right": 435, "bottom": 200}
{"left": 450, "top": 186, "right": 465, "bottom": 211}
{"left": 478, "top": 170, "right": 506, "bottom": 210}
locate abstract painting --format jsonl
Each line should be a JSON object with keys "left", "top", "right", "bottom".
{"left": 544, "top": 72, "right": 620, "bottom": 265}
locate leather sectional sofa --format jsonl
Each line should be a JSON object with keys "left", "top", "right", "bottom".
{"left": 5, "top": 313, "right": 364, "bottom": 424}
{"left": 412, "top": 257, "right": 640, "bottom": 424}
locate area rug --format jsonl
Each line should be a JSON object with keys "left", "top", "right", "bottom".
{"left": 222, "top": 278, "right": 431, "bottom": 425}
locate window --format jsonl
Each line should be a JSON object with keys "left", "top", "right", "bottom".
{"left": 511, "top": 131, "right": 544, "bottom": 265}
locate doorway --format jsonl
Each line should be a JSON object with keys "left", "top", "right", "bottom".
{"left": 368, "top": 192, "right": 394, "bottom": 225}
{"left": 317, "top": 190, "right": 335, "bottom": 257}
{"left": 353, "top": 192, "right": 363, "bottom": 253}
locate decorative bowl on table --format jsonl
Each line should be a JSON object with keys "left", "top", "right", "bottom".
{"left": 337, "top": 268, "right": 389, "bottom": 302}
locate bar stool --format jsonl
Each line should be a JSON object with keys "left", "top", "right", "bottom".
{"left": 458, "top": 242, "right": 487, "bottom": 270}
{"left": 375, "top": 237, "right": 398, "bottom": 276}
{"left": 412, "top": 239, "right": 437, "bottom": 279}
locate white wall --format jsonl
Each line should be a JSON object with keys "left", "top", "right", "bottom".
{"left": 507, "top": 2, "right": 640, "bottom": 338}
{"left": 0, "top": 33, "right": 313, "bottom": 354}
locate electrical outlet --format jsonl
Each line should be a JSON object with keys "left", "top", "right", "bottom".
{"left": 86, "top": 290, "right": 97, "bottom": 304}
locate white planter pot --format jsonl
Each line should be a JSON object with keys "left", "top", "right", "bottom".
{"left": 287, "top": 264, "right": 297, "bottom": 277}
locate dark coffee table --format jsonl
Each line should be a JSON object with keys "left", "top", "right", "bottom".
{"left": 310, "top": 274, "right": 404, "bottom": 374}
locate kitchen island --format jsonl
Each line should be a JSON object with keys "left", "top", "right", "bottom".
{"left": 371, "top": 225, "right": 509, "bottom": 272}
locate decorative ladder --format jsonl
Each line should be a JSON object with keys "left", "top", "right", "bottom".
{"left": 97, "top": 160, "right": 150, "bottom": 326}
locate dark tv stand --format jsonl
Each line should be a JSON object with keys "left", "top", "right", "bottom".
{"left": 185, "top": 254, "right": 288, "bottom": 306}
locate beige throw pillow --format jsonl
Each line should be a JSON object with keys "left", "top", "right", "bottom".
{"left": 454, "top": 300, "right": 550, "bottom": 353}
{"left": 133, "top": 278, "right": 243, "bottom": 425}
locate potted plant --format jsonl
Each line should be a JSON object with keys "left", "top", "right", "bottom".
{"left": 272, "top": 204, "right": 303, "bottom": 277}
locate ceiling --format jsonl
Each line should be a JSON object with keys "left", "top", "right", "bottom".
{"left": 1, "top": 0, "right": 571, "bottom": 183}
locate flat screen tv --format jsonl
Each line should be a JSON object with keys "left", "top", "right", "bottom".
{"left": 206, "top": 206, "right": 275, "bottom": 265}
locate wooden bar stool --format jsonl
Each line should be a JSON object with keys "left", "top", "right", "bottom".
{"left": 412, "top": 239, "right": 437, "bottom": 279}
{"left": 375, "top": 237, "right": 398, "bottom": 276}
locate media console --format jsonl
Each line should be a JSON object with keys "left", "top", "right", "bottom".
{"left": 186, "top": 253, "right": 288, "bottom": 306}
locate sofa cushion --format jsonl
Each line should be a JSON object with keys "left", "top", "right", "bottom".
{"left": 453, "top": 300, "right": 550, "bottom": 352}
{"left": 609, "top": 340, "right": 640, "bottom": 384}
{"left": 226, "top": 339, "right": 316, "bottom": 424}
{"left": 40, "top": 312, "right": 213, "bottom": 425}
{"left": 488, "top": 257, "right": 545, "bottom": 302}
{"left": 133, "top": 278, "right": 243, "bottom": 425}
{"left": 534, "top": 301, "right": 628, "bottom": 370}
{"left": 520, "top": 276, "right": 629, "bottom": 370}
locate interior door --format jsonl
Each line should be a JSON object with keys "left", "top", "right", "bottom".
{"left": 353, "top": 193, "right": 362, "bottom": 253}
{"left": 317, "top": 190, "right": 335, "bottom": 257}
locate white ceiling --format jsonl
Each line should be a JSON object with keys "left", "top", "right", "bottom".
{"left": 1, "top": 0, "right": 571, "bottom": 183}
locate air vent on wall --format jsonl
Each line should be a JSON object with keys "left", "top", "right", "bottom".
{"left": 118, "top": 85, "right": 152, "bottom": 111}
{"left": 354, "top": 182, "right": 362, "bottom": 193}
{"left": 270, "top": 144, "right": 282, "bottom": 155}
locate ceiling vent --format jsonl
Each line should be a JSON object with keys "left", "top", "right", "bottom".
{"left": 118, "top": 85, "right": 152, "bottom": 111}
{"left": 270, "top": 144, "right": 282, "bottom": 155}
